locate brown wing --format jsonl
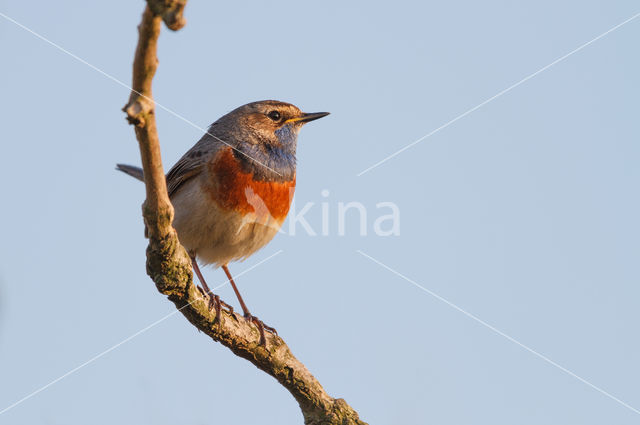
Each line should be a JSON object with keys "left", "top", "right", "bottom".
{"left": 165, "top": 127, "right": 227, "bottom": 198}
{"left": 166, "top": 150, "right": 207, "bottom": 198}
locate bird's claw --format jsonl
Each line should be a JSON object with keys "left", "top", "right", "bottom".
{"left": 208, "top": 293, "right": 222, "bottom": 325}
{"left": 197, "top": 286, "right": 234, "bottom": 328}
{"left": 244, "top": 313, "right": 277, "bottom": 345}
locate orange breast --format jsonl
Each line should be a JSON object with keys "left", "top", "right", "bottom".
{"left": 208, "top": 148, "right": 295, "bottom": 221}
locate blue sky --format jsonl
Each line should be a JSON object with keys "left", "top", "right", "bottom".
{"left": 1, "top": 1, "right": 639, "bottom": 424}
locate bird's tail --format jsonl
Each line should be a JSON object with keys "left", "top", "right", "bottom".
{"left": 116, "top": 164, "right": 144, "bottom": 182}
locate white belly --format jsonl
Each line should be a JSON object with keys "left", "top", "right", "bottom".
{"left": 170, "top": 178, "right": 283, "bottom": 267}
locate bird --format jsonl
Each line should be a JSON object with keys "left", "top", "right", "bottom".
{"left": 117, "top": 100, "right": 329, "bottom": 344}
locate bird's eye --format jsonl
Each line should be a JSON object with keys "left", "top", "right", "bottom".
{"left": 267, "top": 110, "right": 282, "bottom": 121}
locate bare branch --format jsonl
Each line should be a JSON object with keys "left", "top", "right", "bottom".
{"left": 122, "top": 3, "right": 367, "bottom": 424}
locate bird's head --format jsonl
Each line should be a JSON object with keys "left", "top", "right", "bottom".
{"left": 223, "top": 100, "right": 328, "bottom": 146}
{"left": 211, "top": 100, "right": 329, "bottom": 179}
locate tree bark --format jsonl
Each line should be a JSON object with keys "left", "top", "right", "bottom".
{"left": 122, "top": 3, "right": 367, "bottom": 424}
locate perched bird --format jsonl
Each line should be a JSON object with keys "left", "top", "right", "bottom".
{"left": 117, "top": 100, "right": 329, "bottom": 343}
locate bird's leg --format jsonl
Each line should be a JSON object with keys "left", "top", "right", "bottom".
{"left": 222, "top": 265, "right": 276, "bottom": 345}
{"left": 190, "top": 254, "right": 233, "bottom": 324}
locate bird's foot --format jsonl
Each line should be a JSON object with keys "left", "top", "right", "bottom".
{"left": 197, "top": 286, "right": 234, "bottom": 326}
{"left": 244, "top": 313, "right": 277, "bottom": 345}
{"left": 210, "top": 294, "right": 223, "bottom": 325}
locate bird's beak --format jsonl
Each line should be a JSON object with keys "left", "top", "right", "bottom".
{"left": 285, "top": 111, "right": 330, "bottom": 124}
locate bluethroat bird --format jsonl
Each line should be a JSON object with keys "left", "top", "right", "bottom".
{"left": 117, "top": 100, "right": 329, "bottom": 343}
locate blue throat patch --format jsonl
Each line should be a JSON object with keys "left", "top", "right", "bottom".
{"left": 234, "top": 124, "right": 298, "bottom": 182}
